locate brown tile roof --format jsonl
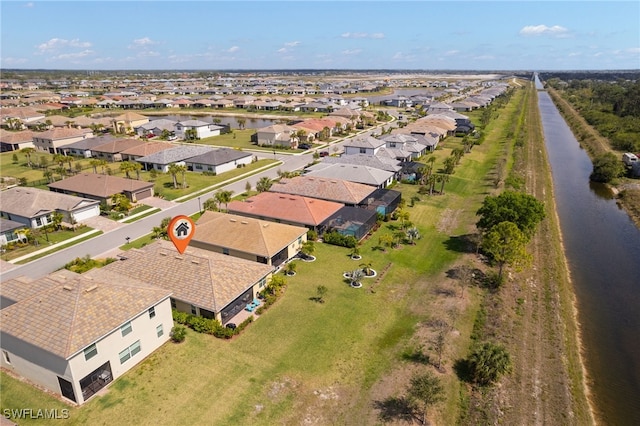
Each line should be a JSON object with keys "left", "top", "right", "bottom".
{"left": 120, "top": 141, "right": 174, "bottom": 157}
{"left": 0, "top": 187, "right": 99, "bottom": 217}
{"left": 48, "top": 173, "right": 153, "bottom": 198}
{"left": 0, "top": 129, "right": 34, "bottom": 143}
{"left": 228, "top": 192, "right": 342, "bottom": 226}
{"left": 269, "top": 176, "right": 376, "bottom": 205}
{"left": 113, "top": 112, "right": 149, "bottom": 122}
{"left": 0, "top": 271, "right": 171, "bottom": 359}
{"left": 98, "top": 240, "right": 273, "bottom": 312}
{"left": 193, "top": 211, "right": 307, "bottom": 256}
{"left": 91, "top": 138, "right": 146, "bottom": 154}
{"left": 34, "top": 127, "right": 90, "bottom": 140}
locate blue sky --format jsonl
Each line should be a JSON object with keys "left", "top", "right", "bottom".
{"left": 1, "top": 1, "right": 638, "bottom": 70}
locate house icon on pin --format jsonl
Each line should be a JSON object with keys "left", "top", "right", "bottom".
{"left": 175, "top": 222, "right": 190, "bottom": 237}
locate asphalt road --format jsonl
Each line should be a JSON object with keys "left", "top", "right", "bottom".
{"left": 0, "top": 146, "right": 337, "bottom": 281}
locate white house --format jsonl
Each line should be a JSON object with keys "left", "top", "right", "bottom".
{"left": 174, "top": 120, "right": 223, "bottom": 140}
{"left": 0, "top": 270, "right": 173, "bottom": 405}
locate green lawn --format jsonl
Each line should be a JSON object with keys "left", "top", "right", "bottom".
{"left": 0, "top": 88, "right": 527, "bottom": 425}
{"left": 1, "top": 225, "right": 96, "bottom": 262}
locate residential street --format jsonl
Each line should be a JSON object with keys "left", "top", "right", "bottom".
{"left": 0, "top": 130, "right": 376, "bottom": 282}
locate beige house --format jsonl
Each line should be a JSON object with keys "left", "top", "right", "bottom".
{"left": 255, "top": 124, "right": 299, "bottom": 148}
{"left": 32, "top": 127, "right": 93, "bottom": 154}
{"left": 99, "top": 240, "right": 274, "bottom": 325}
{"left": 48, "top": 173, "right": 154, "bottom": 203}
{"left": 191, "top": 211, "right": 308, "bottom": 267}
{"left": 111, "top": 112, "right": 149, "bottom": 134}
{"left": 0, "top": 270, "right": 173, "bottom": 405}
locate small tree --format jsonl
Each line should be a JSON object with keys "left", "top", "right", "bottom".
{"left": 406, "top": 227, "right": 421, "bottom": 245}
{"left": 256, "top": 176, "right": 273, "bottom": 193}
{"left": 316, "top": 285, "right": 327, "bottom": 303}
{"left": 301, "top": 240, "right": 315, "bottom": 258}
{"left": 406, "top": 371, "right": 445, "bottom": 425}
{"left": 284, "top": 262, "right": 297, "bottom": 276}
{"left": 481, "top": 221, "right": 530, "bottom": 283}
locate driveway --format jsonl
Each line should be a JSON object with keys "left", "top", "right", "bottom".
{"left": 81, "top": 215, "right": 125, "bottom": 233}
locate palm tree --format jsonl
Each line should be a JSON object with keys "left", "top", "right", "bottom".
{"left": 54, "top": 166, "right": 67, "bottom": 181}
{"left": 132, "top": 162, "right": 143, "bottom": 180}
{"left": 167, "top": 163, "right": 185, "bottom": 189}
{"left": 52, "top": 153, "right": 66, "bottom": 168}
{"left": 215, "top": 189, "right": 234, "bottom": 211}
{"left": 359, "top": 261, "right": 374, "bottom": 276}
{"left": 43, "top": 169, "right": 54, "bottom": 183}
{"left": 300, "top": 241, "right": 315, "bottom": 259}
{"left": 119, "top": 161, "right": 134, "bottom": 179}
{"left": 468, "top": 342, "right": 513, "bottom": 386}
{"left": 284, "top": 262, "right": 297, "bottom": 276}
{"left": 21, "top": 147, "right": 36, "bottom": 168}
{"left": 256, "top": 176, "right": 272, "bottom": 193}
{"left": 237, "top": 117, "right": 246, "bottom": 130}
{"left": 406, "top": 227, "right": 421, "bottom": 245}
{"left": 438, "top": 173, "right": 450, "bottom": 195}
{"left": 89, "top": 159, "right": 102, "bottom": 174}
{"left": 350, "top": 269, "right": 364, "bottom": 287}
{"left": 203, "top": 197, "right": 219, "bottom": 212}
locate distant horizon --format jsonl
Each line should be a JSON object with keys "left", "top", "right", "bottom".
{"left": 2, "top": 1, "right": 638, "bottom": 71}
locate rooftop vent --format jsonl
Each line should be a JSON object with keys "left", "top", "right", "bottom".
{"left": 85, "top": 285, "right": 98, "bottom": 293}
{"left": 174, "top": 255, "right": 183, "bottom": 260}
{"left": 241, "top": 221, "right": 248, "bottom": 224}
{"left": 63, "top": 285, "right": 74, "bottom": 291}
{"left": 191, "top": 259, "right": 200, "bottom": 265}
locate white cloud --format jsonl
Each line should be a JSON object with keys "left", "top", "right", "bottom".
{"left": 284, "top": 41, "right": 301, "bottom": 47}
{"left": 392, "top": 52, "right": 416, "bottom": 61}
{"left": 519, "top": 25, "right": 570, "bottom": 38}
{"left": 129, "top": 37, "right": 157, "bottom": 49}
{"left": 24, "top": 2, "right": 34, "bottom": 8}
{"left": 341, "top": 49, "right": 362, "bottom": 55}
{"left": 51, "top": 50, "right": 94, "bottom": 60}
{"left": 227, "top": 46, "right": 240, "bottom": 53}
{"left": 341, "top": 32, "right": 384, "bottom": 39}
{"left": 277, "top": 48, "right": 287, "bottom": 53}
{"left": 36, "top": 38, "right": 92, "bottom": 54}
{"left": 444, "top": 50, "right": 459, "bottom": 56}
{"left": 1, "top": 57, "right": 28, "bottom": 65}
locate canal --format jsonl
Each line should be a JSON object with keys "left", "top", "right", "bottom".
{"left": 537, "top": 77, "right": 640, "bottom": 425}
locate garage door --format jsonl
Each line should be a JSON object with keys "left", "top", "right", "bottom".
{"left": 72, "top": 205, "right": 100, "bottom": 221}
{"left": 134, "top": 188, "right": 152, "bottom": 200}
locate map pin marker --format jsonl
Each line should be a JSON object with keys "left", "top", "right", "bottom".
{"left": 168, "top": 215, "right": 195, "bottom": 254}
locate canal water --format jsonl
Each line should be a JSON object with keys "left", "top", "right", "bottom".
{"left": 537, "top": 79, "right": 640, "bottom": 425}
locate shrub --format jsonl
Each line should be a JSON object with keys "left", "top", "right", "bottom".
{"left": 307, "top": 229, "right": 318, "bottom": 241}
{"left": 170, "top": 325, "right": 187, "bottom": 343}
{"left": 322, "top": 231, "right": 357, "bottom": 248}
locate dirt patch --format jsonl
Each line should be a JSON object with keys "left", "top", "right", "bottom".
{"left": 436, "top": 208, "right": 461, "bottom": 233}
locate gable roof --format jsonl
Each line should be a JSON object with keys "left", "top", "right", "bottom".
{"left": 33, "top": 127, "right": 90, "bottom": 140}
{"left": 228, "top": 192, "right": 343, "bottom": 226}
{"left": 269, "top": 175, "right": 376, "bottom": 205}
{"left": 0, "top": 270, "right": 171, "bottom": 359}
{"left": 344, "top": 135, "right": 385, "bottom": 149}
{"left": 113, "top": 112, "right": 148, "bottom": 122}
{"left": 58, "top": 135, "right": 117, "bottom": 150}
{"left": 193, "top": 211, "right": 307, "bottom": 256}
{"left": 98, "top": 240, "right": 273, "bottom": 313}
{"left": 0, "top": 187, "right": 99, "bottom": 217}
{"left": 48, "top": 173, "right": 153, "bottom": 198}
{"left": 185, "top": 147, "right": 251, "bottom": 166}
{"left": 321, "top": 153, "right": 402, "bottom": 173}
{"left": 0, "top": 129, "right": 34, "bottom": 144}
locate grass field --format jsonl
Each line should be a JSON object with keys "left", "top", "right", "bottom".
{"left": 0, "top": 86, "right": 529, "bottom": 425}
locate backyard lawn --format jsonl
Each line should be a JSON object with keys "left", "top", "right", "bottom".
{"left": 0, "top": 87, "right": 525, "bottom": 425}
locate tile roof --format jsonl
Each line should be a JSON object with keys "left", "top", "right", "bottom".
{"left": 304, "top": 163, "right": 394, "bottom": 186}
{"left": 91, "top": 138, "right": 147, "bottom": 154}
{"left": 344, "top": 135, "right": 386, "bottom": 149}
{"left": 321, "top": 154, "right": 401, "bottom": 172}
{"left": 58, "top": 135, "right": 117, "bottom": 150}
{"left": 0, "top": 270, "right": 171, "bottom": 359}
{"left": 0, "top": 218, "right": 26, "bottom": 234}
{"left": 228, "top": 192, "right": 343, "bottom": 227}
{"left": 136, "top": 145, "right": 214, "bottom": 165}
{"left": 48, "top": 173, "right": 153, "bottom": 198}
{"left": 0, "top": 129, "right": 34, "bottom": 143}
{"left": 193, "top": 211, "right": 307, "bottom": 255}
{"left": 185, "top": 147, "right": 251, "bottom": 166}
{"left": 120, "top": 141, "right": 175, "bottom": 157}
{"left": 33, "top": 127, "right": 90, "bottom": 140}
{"left": 269, "top": 175, "right": 376, "bottom": 205}
{"left": 114, "top": 112, "right": 149, "bottom": 122}
{"left": 0, "top": 187, "right": 99, "bottom": 217}
{"left": 99, "top": 240, "right": 273, "bottom": 312}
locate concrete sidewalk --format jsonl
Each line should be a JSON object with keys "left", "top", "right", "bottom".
{"left": 6, "top": 229, "right": 102, "bottom": 264}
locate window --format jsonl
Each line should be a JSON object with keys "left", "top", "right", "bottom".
{"left": 35, "top": 217, "right": 42, "bottom": 227}
{"left": 156, "top": 324, "right": 164, "bottom": 338}
{"left": 359, "top": 148, "right": 367, "bottom": 154}
{"left": 119, "top": 340, "right": 141, "bottom": 364}
{"left": 259, "top": 277, "right": 266, "bottom": 288}
{"left": 120, "top": 321, "right": 132, "bottom": 337}
{"left": 148, "top": 306, "right": 156, "bottom": 319}
{"left": 3, "top": 350, "right": 11, "bottom": 364}
{"left": 84, "top": 344, "right": 98, "bottom": 361}
{"left": 191, "top": 305, "right": 197, "bottom": 315}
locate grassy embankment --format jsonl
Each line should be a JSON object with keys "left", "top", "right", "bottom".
{"left": 0, "top": 82, "right": 590, "bottom": 425}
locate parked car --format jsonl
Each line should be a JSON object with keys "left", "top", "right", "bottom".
{"left": 319, "top": 151, "right": 329, "bottom": 157}
{"left": 299, "top": 143, "right": 311, "bottom": 150}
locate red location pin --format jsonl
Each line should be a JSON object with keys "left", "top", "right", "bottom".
{"left": 168, "top": 215, "right": 195, "bottom": 254}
